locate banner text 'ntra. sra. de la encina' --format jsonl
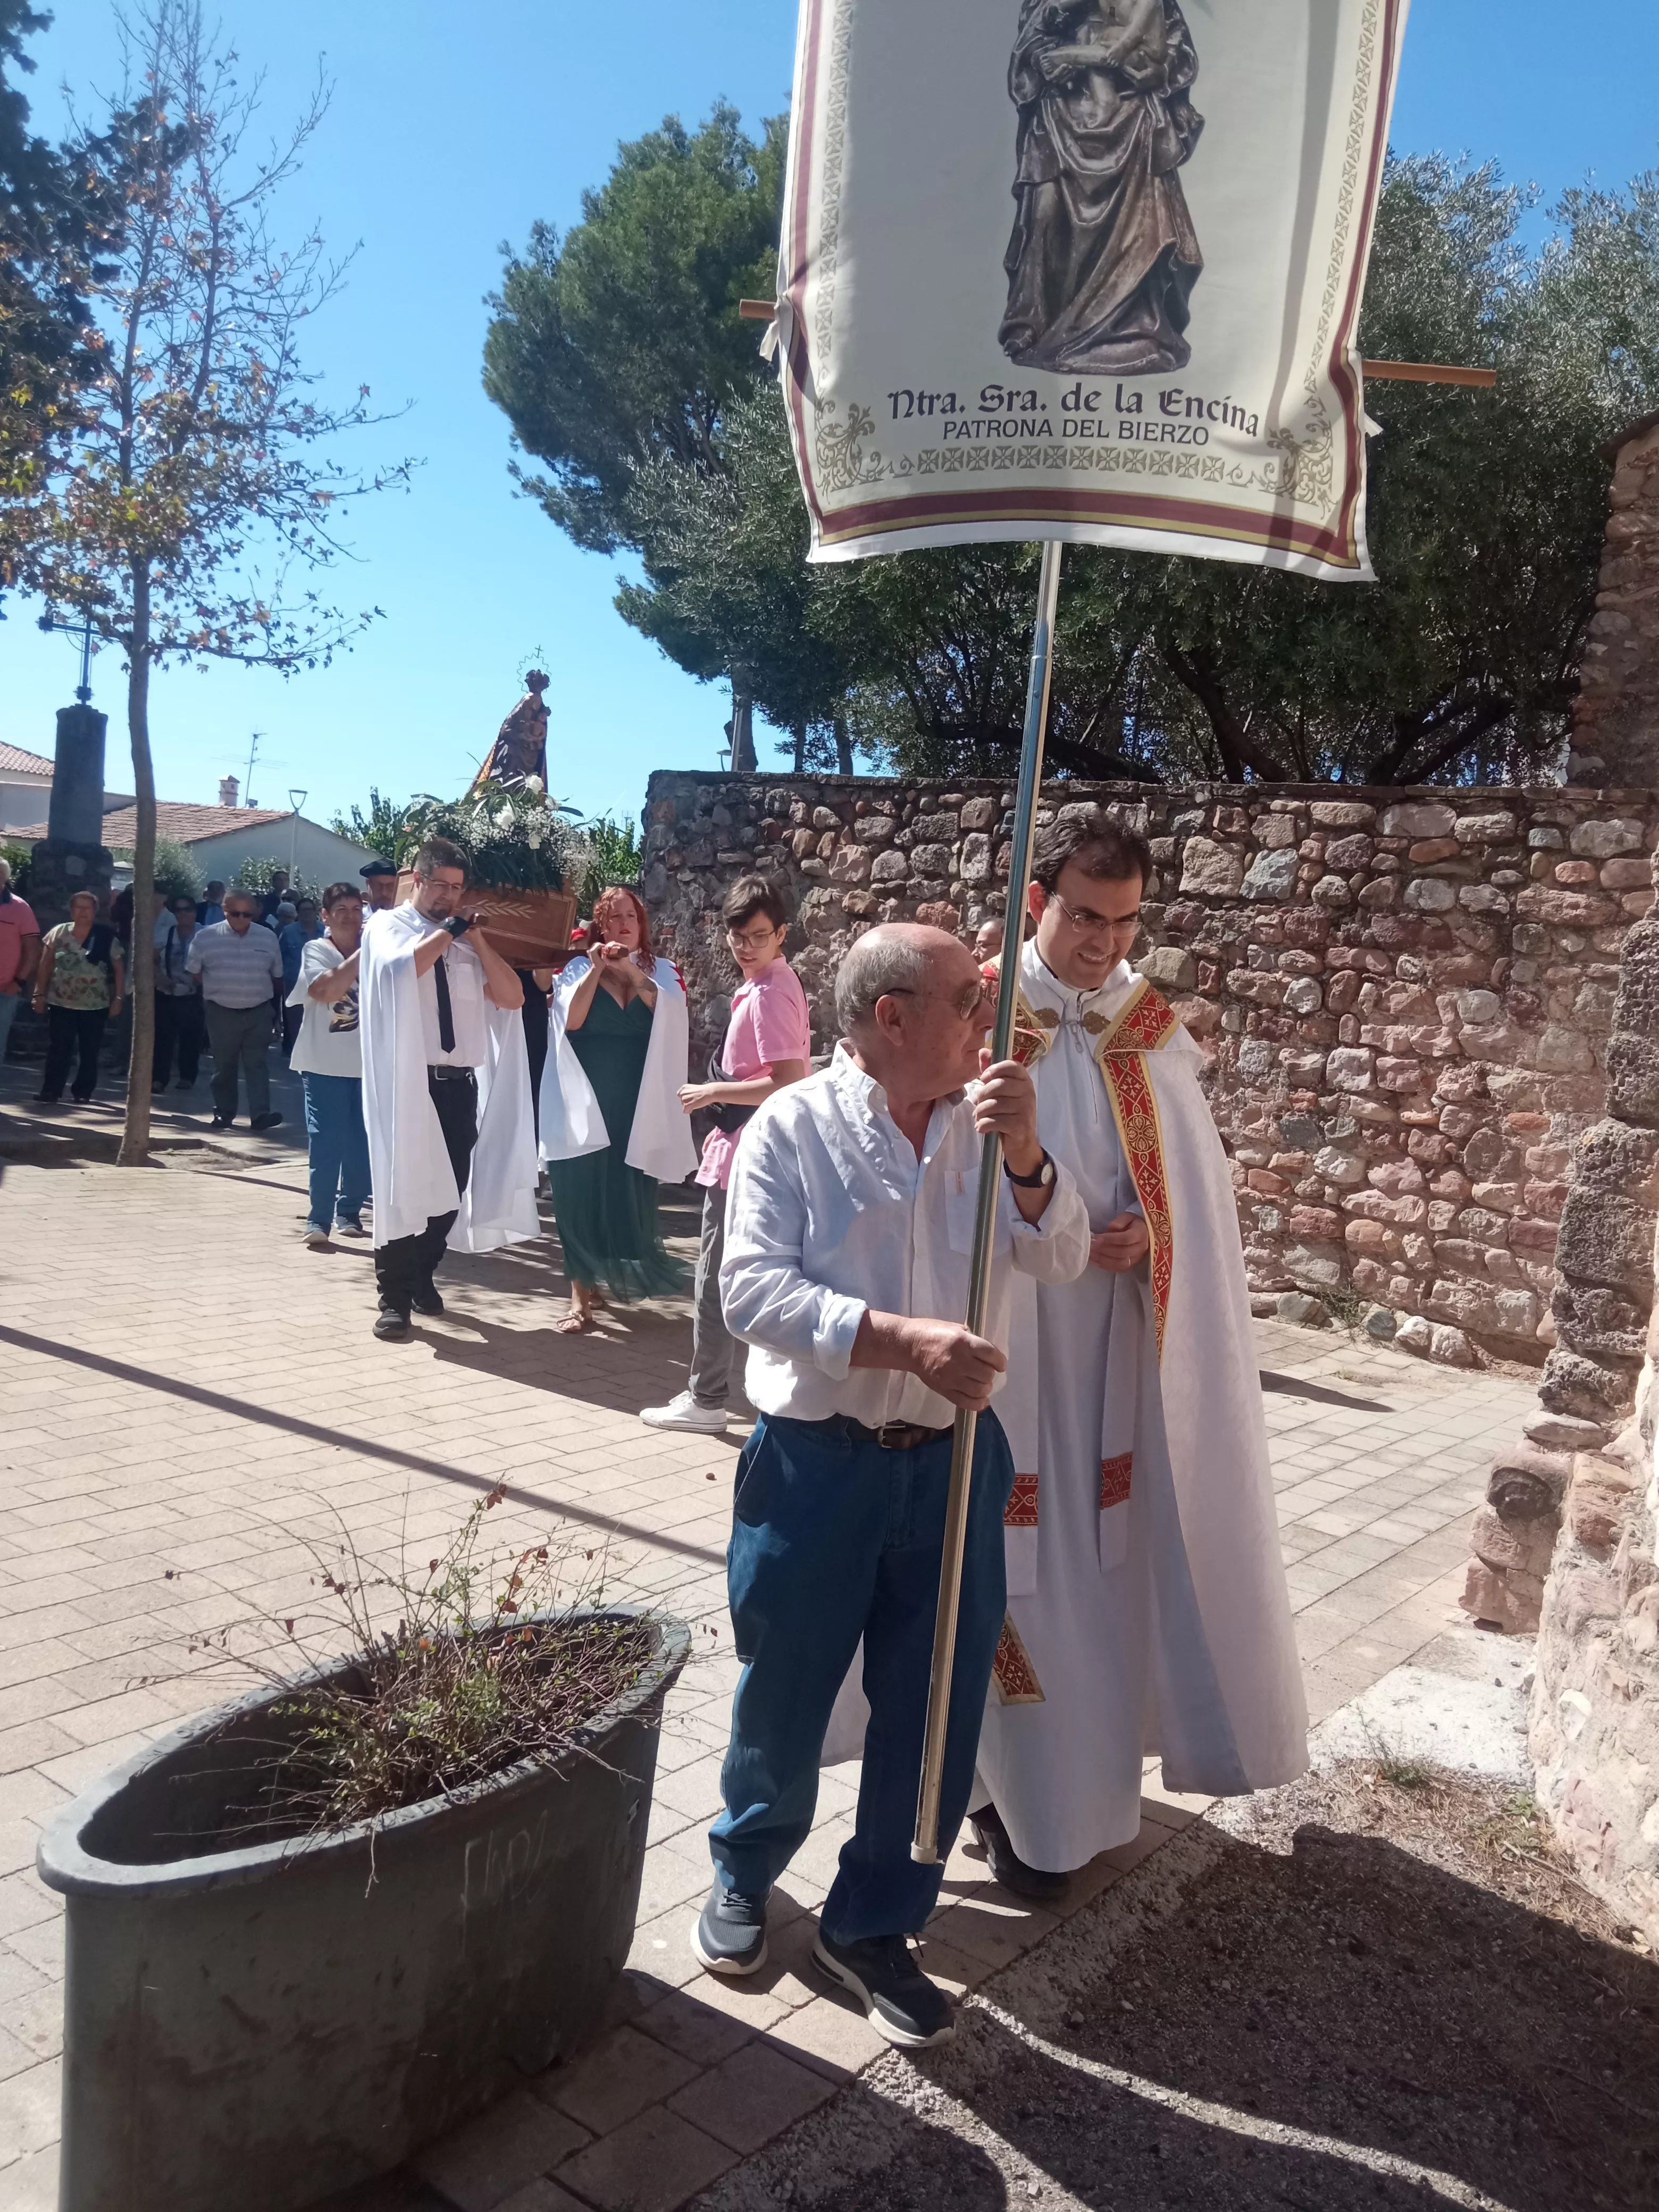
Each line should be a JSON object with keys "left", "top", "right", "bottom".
{"left": 885, "top": 380, "right": 1265, "bottom": 450}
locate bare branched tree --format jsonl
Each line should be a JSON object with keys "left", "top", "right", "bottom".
{"left": 9, "top": 0, "right": 414, "bottom": 1162}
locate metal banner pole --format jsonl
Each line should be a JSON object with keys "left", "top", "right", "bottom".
{"left": 911, "top": 537, "right": 1064, "bottom": 1865}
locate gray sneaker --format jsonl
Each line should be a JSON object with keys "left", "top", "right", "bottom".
{"left": 691, "top": 1882, "right": 769, "bottom": 1976}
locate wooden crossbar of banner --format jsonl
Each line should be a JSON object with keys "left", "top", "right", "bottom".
{"left": 737, "top": 301, "right": 1495, "bottom": 388}
{"left": 1361, "top": 359, "right": 1496, "bottom": 388}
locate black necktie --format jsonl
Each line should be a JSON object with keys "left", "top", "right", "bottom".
{"left": 434, "top": 953, "right": 456, "bottom": 1054}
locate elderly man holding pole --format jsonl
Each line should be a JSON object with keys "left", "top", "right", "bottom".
{"left": 691, "top": 921, "right": 1090, "bottom": 2049}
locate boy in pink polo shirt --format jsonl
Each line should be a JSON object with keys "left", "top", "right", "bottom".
{"left": 640, "top": 875, "right": 811, "bottom": 1434}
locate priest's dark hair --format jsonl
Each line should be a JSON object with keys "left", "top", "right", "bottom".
{"left": 1032, "top": 808, "right": 1152, "bottom": 893}
{"left": 722, "top": 874, "right": 788, "bottom": 934}
{"left": 412, "top": 836, "right": 469, "bottom": 881}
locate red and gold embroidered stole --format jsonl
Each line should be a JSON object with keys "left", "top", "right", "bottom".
{"left": 998, "top": 973, "right": 1178, "bottom": 1524}
{"left": 987, "top": 968, "right": 1182, "bottom": 1703}
{"left": 1096, "top": 980, "right": 1178, "bottom": 1362}
{"left": 1005, "top": 971, "right": 1178, "bottom": 1359}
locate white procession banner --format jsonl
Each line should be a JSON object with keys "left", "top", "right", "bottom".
{"left": 774, "top": 0, "right": 1410, "bottom": 580}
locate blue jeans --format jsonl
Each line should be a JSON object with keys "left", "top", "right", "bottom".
{"left": 710, "top": 1409, "right": 1014, "bottom": 1945}
{"left": 301, "top": 1071, "right": 370, "bottom": 1233}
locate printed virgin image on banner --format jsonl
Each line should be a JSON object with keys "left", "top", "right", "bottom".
{"left": 773, "top": 0, "right": 1410, "bottom": 579}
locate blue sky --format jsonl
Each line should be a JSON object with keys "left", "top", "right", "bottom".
{"left": 3, "top": 0, "right": 1655, "bottom": 834}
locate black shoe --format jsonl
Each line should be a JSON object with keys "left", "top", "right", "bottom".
{"left": 691, "top": 1882, "right": 769, "bottom": 1977}
{"left": 249, "top": 1110, "right": 283, "bottom": 1132}
{"left": 32, "top": 1092, "right": 63, "bottom": 1105}
{"left": 208, "top": 1113, "right": 233, "bottom": 1130}
{"left": 409, "top": 1284, "right": 445, "bottom": 1317}
{"left": 373, "top": 1309, "right": 413, "bottom": 1342}
{"left": 968, "top": 1807, "right": 1071, "bottom": 1901}
{"left": 812, "top": 1929, "right": 954, "bottom": 2049}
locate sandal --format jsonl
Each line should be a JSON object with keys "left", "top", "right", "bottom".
{"left": 556, "top": 1304, "right": 595, "bottom": 1335}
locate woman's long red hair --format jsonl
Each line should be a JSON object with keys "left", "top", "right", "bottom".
{"left": 588, "top": 884, "right": 653, "bottom": 964}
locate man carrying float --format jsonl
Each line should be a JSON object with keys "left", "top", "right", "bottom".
{"left": 969, "top": 807, "right": 1308, "bottom": 1895}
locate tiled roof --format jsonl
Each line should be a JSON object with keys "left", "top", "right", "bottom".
{"left": 6, "top": 801, "right": 296, "bottom": 845}
{"left": 0, "top": 742, "right": 56, "bottom": 776}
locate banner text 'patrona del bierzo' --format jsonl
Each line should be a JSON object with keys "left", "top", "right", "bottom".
{"left": 773, "top": 0, "right": 1410, "bottom": 580}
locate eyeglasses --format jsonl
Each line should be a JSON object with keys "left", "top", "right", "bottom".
{"left": 885, "top": 978, "right": 996, "bottom": 1022}
{"left": 1049, "top": 891, "right": 1141, "bottom": 940}
{"left": 727, "top": 924, "right": 783, "bottom": 951}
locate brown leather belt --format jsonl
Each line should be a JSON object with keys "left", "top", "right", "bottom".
{"left": 839, "top": 1415, "right": 953, "bottom": 1452}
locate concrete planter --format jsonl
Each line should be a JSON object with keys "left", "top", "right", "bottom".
{"left": 37, "top": 1606, "right": 690, "bottom": 2212}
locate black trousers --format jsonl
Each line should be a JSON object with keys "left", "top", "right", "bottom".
{"left": 41, "top": 1006, "right": 108, "bottom": 1100}
{"left": 154, "top": 994, "right": 206, "bottom": 1086}
{"left": 374, "top": 1070, "right": 478, "bottom": 1316}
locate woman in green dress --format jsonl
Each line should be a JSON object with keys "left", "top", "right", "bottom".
{"left": 541, "top": 886, "right": 698, "bottom": 1334}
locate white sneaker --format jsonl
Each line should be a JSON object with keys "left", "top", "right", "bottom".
{"left": 640, "top": 1393, "right": 728, "bottom": 1434}
{"left": 303, "top": 1228, "right": 332, "bottom": 1252}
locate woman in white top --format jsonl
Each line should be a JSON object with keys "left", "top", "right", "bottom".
{"left": 540, "top": 885, "right": 698, "bottom": 1333}
{"left": 288, "top": 880, "right": 370, "bottom": 1249}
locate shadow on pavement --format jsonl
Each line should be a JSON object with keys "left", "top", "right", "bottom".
{"left": 1259, "top": 1369, "right": 1392, "bottom": 1412}
{"left": 780, "top": 1792, "right": 1659, "bottom": 2212}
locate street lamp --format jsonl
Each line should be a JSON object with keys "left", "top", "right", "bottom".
{"left": 288, "top": 789, "right": 307, "bottom": 888}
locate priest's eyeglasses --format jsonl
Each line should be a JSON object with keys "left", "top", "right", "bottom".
{"left": 1050, "top": 892, "right": 1142, "bottom": 940}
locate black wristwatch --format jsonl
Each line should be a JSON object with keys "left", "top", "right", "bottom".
{"left": 441, "top": 914, "right": 472, "bottom": 939}
{"left": 1004, "top": 1147, "right": 1056, "bottom": 1189}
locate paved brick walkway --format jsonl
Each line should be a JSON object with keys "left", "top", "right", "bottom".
{"left": 0, "top": 1078, "right": 1538, "bottom": 2211}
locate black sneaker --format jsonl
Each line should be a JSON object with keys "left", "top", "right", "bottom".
{"left": 691, "top": 1882, "right": 769, "bottom": 1976}
{"left": 409, "top": 1284, "right": 445, "bottom": 1317}
{"left": 249, "top": 1110, "right": 283, "bottom": 1132}
{"left": 373, "top": 1309, "right": 413, "bottom": 1342}
{"left": 208, "top": 1113, "right": 233, "bottom": 1129}
{"left": 968, "top": 1806, "right": 1070, "bottom": 1901}
{"left": 812, "top": 1929, "right": 954, "bottom": 2049}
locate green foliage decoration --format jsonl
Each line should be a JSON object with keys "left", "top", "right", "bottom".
{"left": 398, "top": 781, "right": 581, "bottom": 893}
{"left": 331, "top": 787, "right": 421, "bottom": 867}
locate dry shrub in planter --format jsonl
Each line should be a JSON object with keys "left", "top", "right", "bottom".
{"left": 38, "top": 1487, "right": 690, "bottom": 2212}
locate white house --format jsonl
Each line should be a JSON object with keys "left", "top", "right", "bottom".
{"left": 0, "top": 741, "right": 133, "bottom": 835}
{"left": 10, "top": 798, "right": 378, "bottom": 890}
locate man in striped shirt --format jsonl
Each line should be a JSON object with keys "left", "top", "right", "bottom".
{"left": 186, "top": 891, "right": 286, "bottom": 1130}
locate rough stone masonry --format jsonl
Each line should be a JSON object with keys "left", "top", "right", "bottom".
{"left": 1528, "top": 877, "right": 1659, "bottom": 1941}
{"left": 641, "top": 769, "right": 1657, "bottom": 1378}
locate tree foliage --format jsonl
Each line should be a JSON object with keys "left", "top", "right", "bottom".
{"left": 8, "top": 0, "right": 413, "bottom": 1163}
{"left": 483, "top": 104, "right": 785, "bottom": 557}
{"left": 0, "top": 1, "right": 120, "bottom": 569}
{"left": 331, "top": 785, "right": 414, "bottom": 864}
{"left": 576, "top": 812, "right": 640, "bottom": 902}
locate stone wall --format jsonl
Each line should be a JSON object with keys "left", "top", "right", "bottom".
{"left": 1569, "top": 414, "right": 1659, "bottom": 787}
{"left": 641, "top": 770, "right": 1658, "bottom": 1365}
{"left": 1525, "top": 890, "right": 1659, "bottom": 1942}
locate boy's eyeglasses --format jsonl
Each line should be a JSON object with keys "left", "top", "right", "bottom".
{"left": 727, "top": 924, "right": 784, "bottom": 951}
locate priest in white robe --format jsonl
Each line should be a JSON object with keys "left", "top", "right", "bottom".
{"left": 359, "top": 836, "right": 541, "bottom": 1342}
{"left": 969, "top": 807, "right": 1307, "bottom": 1893}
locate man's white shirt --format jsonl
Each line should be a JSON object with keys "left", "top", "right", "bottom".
{"left": 719, "top": 1043, "right": 1090, "bottom": 1427}
{"left": 417, "top": 940, "right": 488, "bottom": 1068}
